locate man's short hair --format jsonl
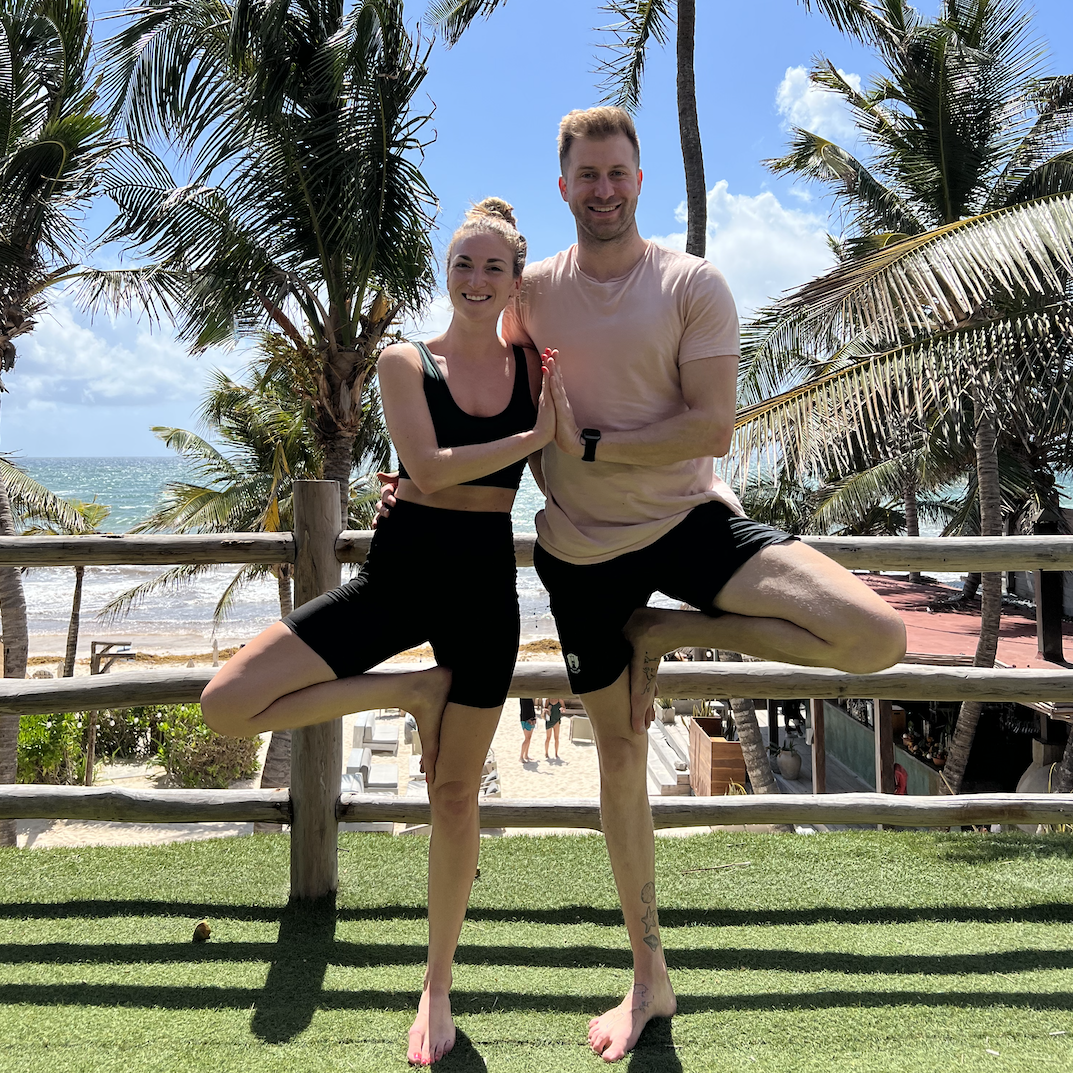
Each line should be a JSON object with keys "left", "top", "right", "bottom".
{"left": 558, "top": 106, "right": 640, "bottom": 172}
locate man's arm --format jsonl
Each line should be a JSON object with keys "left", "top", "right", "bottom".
{"left": 548, "top": 353, "right": 738, "bottom": 466}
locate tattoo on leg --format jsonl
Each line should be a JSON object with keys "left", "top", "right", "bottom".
{"left": 641, "top": 882, "right": 655, "bottom": 904}
{"left": 641, "top": 905, "right": 658, "bottom": 933}
{"left": 642, "top": 934, "right": 661, "bottom": 952}
{"left": 634, "top": 984, "right": 652, "bottom": 1013}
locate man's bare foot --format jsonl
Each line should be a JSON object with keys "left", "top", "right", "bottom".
{"left": 587, "top": 979, "right": 677, "bottom": 1062}
{"left": 623, "top": 608, "right": 674, "bottom": 734}
{"left": 407, "top": 985, "right": 456, "bottom": 1065}
{"left": 405, "top": 666, "right": 451, "bottom": 786}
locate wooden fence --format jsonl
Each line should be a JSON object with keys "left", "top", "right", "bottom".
{"left": 3, "top": 480, "right": 1073, "bottom": 899}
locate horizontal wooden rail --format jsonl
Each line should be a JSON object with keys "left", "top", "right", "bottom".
{"left": 4, "top": 786, "right": 1071, "bottom": 829}
{"left": 804, "top": 534, "right": 1073, "bottom": 572}
{"left": 336, "top": 792, "right": 1073, "bottom": 829}
{"left": 0, "top": 785, "right": 290, "bottom": 823}
{"left": 1, "top": 532, "right": 1072, "bottom": 571}
{"left": 0, "top": 533, "right": 294, "bottom": 566}
{"left": 4, "top": 662, "right": 1073, "bottom": 717}
{"left": 337, "top": 532, "right": 1073, "bottom": 570}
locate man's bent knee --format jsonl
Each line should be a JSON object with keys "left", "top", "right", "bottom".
{"left": 837, "top": 610, "right": 906, "bottom": 674}
{"left": 429, "top": 779, "right": 479, "bottom": 822}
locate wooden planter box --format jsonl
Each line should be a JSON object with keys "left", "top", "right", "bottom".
{"left": 689, "top": 716, "right": 746, "bottom": 796}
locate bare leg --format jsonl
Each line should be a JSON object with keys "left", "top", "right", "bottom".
{"left": 552, "top": 721, "right": 560, "bottom": 758}
{"left": 545, "top": 724, "right": 553, "bottom": 758}
{"left": 520, "top": 726, "right": 533, "bottom": 762}
{"left": 624, "top": 542, "right": 907, "bottom": 732}
{"left": 201, "top": 622, "right": 451, "bottom": 782}
{"left": 408, "top": 703, "right": 502, "bottom": 1065}
{"left": 581, "top": 670, "right": 676, "bottom": 1062}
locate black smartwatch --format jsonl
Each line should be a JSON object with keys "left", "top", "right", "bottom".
{"left": 580, "top": 428, "right": 601, "bottom": 462}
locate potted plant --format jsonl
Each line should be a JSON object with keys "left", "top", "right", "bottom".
{"left": 770, "top": 733, "right": 803, "bottom": 781}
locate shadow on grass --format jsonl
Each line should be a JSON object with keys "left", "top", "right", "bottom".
{"left": 628, "top": 1017, "right": 682, "bottom": 1073}
{"left": 251, "top": 894, "right": 336, "bottom": 1044}
{"left": 434, "top": 1030, "right": 487, "bottom": 1072}
{"left": 6, "top": 941, "right": 1073, "bottom": 978}
{"left": 936, "top": 834, "right": 1073, "bottom": 865}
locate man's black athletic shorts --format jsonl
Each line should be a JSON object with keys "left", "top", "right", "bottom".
{"left": 283, "top": 499, "right": 519, "bottom": 709}
{"left": 533, "top": 499, "right": 795, "bottom": 696}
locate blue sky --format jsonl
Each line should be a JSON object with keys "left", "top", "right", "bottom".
{"left": 5, "top": 0, "right": 1071, "bottom": 457}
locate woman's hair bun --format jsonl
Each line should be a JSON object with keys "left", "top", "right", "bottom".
{"left": 469, "top": 197, "right": 517, "bottom": 229}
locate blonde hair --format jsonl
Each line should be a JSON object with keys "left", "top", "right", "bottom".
{"left": 447, "top": 197, "right": 527, "bottom": 277}
{"left": 558, "top": 106, "right": 640, "bottom": 171}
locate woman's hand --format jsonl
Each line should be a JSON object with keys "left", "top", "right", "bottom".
{"left": 373, "top": 471, "right": 399, "bottom": 527}
{"left": 532, "top": 358, "right": 557, "bottom": 448}
{"left": 544, "top": 351, "right": 583, "bottom": 458}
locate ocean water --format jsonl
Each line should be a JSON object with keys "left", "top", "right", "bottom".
{"left": 16, "top": 457, "right": 557, "bottom": 657}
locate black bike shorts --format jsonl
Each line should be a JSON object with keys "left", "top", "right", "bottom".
{"left": 283, "top": 499, "right": 519, "bottom": 709}
{"left": 533, "top": 499, "right": 795, "bottom": 695}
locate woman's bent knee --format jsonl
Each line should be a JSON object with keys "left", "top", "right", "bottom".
{"left": 200, "top": 678, "right": 259, "bottom": 738}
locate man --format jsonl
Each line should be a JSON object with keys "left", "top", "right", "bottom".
{"left": 500, "top": 106, "right": 906, "bottom": 1062}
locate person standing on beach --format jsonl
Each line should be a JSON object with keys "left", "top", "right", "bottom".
{"left": 201, "top": 199, "right": 553, "bottom": 1067}
{"left": 504, "top": 106, "right": 907, "bottom": 1061}
{"left": 518, "top": 697, "right": 537, "bottom": 761}
{"left": 543, "top": 697, "right": 563, "bottom": 759}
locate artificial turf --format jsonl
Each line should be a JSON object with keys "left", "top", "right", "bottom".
{"left": 1, "top": 830, "right": 1072, "bottom": 1072}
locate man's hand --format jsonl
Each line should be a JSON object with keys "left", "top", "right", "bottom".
{"left": 545, "top": 351, "right": 584, "bottom": 458}
{"left": 373, "top": 471, "right": 399, "bottom": 528}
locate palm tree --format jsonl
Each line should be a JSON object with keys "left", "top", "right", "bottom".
{"left": 0, "top": 0, "right": 115, "bottom": 843}
{"left": 733, "top": 0, "right": 1073, "bottom": 793}
{"left": 85, "top": 0, "right": 435, "bottom": 524}
{"left": 0, "top": 456, "right": 93, "bottom": 842}
{"left": 429, "top": 2, "right": 875, "bottom": 258}
{"left": 24, "top": 497, "right": 111, "bottom": 677}
{"left": 100, "top": 345, "right": 389, "bottom": 810}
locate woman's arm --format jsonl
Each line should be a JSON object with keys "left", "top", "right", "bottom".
{"left": 378, "top": 343, "right": 554, "bottom": 495}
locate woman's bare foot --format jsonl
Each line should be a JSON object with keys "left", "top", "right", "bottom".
{"left": 404, "top": 666, "right": 452, "bottom": 786}
{"left": 623, "top": 608, "right": 674, "bottom": 734}
{"left": 587, "top": 978, "right": 677, "bottom": 1062}
{"left": 407, "top": 985, "right": 456, "bottom": 1065}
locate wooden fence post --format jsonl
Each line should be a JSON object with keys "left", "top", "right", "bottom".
{"left": 290, "top": 481, "right": 342, "bottom": 900}
{"left": 874, "top": 698, "right": 895, "bottom": 794}
{"left": 809, "top": 699, "right": 826, "bottom": 794}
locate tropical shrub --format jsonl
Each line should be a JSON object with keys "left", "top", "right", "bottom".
{"left": 155, "top": 704, "right": 260, "bottom": 789}
{"left": 94, "top": 706, "right": 169, "bottom": 761}
{"left": 17, "top": 713, "right": 83, "bottom": 784}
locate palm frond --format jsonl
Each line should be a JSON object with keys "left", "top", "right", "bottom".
{"left": 777, "top": 193, "right": 1073, "bottom": 349}
{"left": 95, "top": 562, "right": 213, "bottom": 624}
{"left": 424, "top": 0, "right": 513, "bottom": 46}
{"left": 595, "top": 1, "right": 672, "bottom": 114}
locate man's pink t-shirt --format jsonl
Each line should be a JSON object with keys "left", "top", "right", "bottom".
{"left": 504, "top": 241, "right": 743, "bottom": 565}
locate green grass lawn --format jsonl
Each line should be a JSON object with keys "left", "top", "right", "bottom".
{"left": 2, "top": 830, "right": 1073, "bottom": 1072}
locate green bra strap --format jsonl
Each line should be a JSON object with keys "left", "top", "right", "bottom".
{"left": 414, "top": 341, "right": 444, "bottom": 381}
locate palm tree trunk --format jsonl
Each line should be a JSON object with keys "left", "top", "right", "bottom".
{"left": 0, "top": 477, "right": 27, "bottom": 846}
{"left": 64, "top": 565, "right": 84, "bottom": 677}
{"left": 277, "top": 567, "right": 293, "bottom": 619}
{"left": 676, "top": 0, "right": 707, "bottom": 259}
{"left": 255, "top": 729, "right": 292, "bottom": 834}
{"left": 903, "top": 469, "right": 921, "bottom": 584}
{"left": 718, "top": 651, "right": 793, "bottom": 832}
{"left": 943, "top": 400, "right": 1003, "bottom": 795}
{"left": 321, "top": 433, "right": 354, "bottom": 528}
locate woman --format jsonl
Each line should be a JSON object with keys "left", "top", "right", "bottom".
{"left": 543, "top": 697, "right": 563, "bottom": 760}
{"left": 518, "top": 697, "right": 537, "bottom": 762}
{"left": 200, "top": 199, "right": 552, "bottom": 1066}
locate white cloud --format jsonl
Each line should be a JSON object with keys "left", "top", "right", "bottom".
{"left": 776, "top": 65, "right": 862, "bottom": 145}
{"left": 401, "top": 294, "right": 454, "bottom": 341}
{"left": 6, "top": 293, "right": 246, "bottom": 408}
{"left": 650, "top": 180, "right": 834, "bottom": 316}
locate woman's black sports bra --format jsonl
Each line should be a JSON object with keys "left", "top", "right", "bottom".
{"left": 396, "top": 341, "right": 538, "bottom": 490}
